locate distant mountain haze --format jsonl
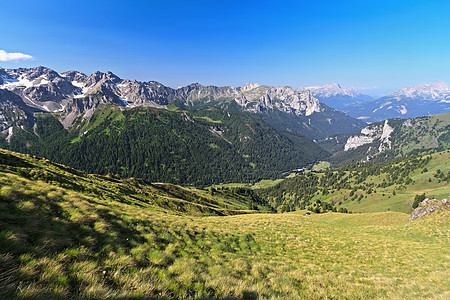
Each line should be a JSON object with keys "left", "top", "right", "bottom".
{"left": 344, "top": 80, "right": 450, "bottom": 122}
{"left": 298, "top": 83, "right": 373, "bottom": 112}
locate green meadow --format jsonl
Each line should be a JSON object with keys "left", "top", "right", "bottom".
{"left": 0, "top": 149, "right": 449, "bottom": 299}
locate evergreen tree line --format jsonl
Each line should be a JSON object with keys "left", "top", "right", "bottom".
{"left": 1, "top": 106, "right": 328, "bottom": 185}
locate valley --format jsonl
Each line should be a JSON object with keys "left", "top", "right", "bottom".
{"left": 0, "top": 104, "right": 328, "bottom": 185}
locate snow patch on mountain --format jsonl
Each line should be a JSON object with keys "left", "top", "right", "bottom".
{"left": 0, "top": 75, "right": 35, "bottom": 89}
{"left": 399, "top": 105, "right": 407, "bottom": 114}
{"left": 0, "top": 67, "right": 364, "bottom": 139}
{"left": 346, "top": 80, "right": 450, "bottom": 122}
{"left": 71, "top": 81, "right": 84, "bottom": 88}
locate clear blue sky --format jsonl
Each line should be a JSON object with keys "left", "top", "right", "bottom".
{"left": 1, "top": 0, "right": 450, "bottom": 95}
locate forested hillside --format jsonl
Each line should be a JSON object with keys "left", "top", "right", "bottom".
{"left": 0, "top": 148, "right": 271, "bottom": 216}
{"left": 318, "top": 112, "right": 450, "bottom": 166}
{"left": 257, "top": 150, "right": 450, "bottom": 213}
{"left": 0, "top": 105, "right": 328, "bottom": 185}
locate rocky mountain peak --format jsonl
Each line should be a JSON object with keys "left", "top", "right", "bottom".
{"left": 60, "top": 70, "right": 88, "bottom": 83}
{"left": 17, "top": 66, "right": 61, "bottom": 81}
{"left": 85, "top": 71, "right": 121, "bottom": 86}
{"left": 182, "top": 83, "right": 204, "bottom": 91}
{"left": 429, "top": 80, "right": 448, "bottom": 88}
{"left": 240, "top": 83, "right": 261, "bottom": 92}
{"left": 392, "top": 80, "right": 450, "bottom": 99}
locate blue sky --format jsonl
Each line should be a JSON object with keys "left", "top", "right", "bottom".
{"left": 1, "top": 0, "right": 450, "bottom": 95}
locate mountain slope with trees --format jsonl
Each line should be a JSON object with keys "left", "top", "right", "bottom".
{"left": 318, "top": 112, "right": 450, "bottom": 166}
{"left": 0, "top": 105, "right": 328, "bottom": 185}
{"left": 257, "top": 150, "right": 450, "bottom": 214}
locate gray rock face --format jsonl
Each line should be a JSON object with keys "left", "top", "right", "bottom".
{"left": 244, "top": 86, "right": 321, "bottom": 116}
{"left": 0, "top": 89, "right": 33, "bottom": 133}
{"left": 60, "top": 70, "right": 88, "bottom": 83}
{"left": 171, "top": 83, "right": 323, "bottom": 117}
{"left": 174, "top": 83, "right": 237, "bottom": 107}
{"left": 0, "top": 68, "right": 17, "bottom": 86}
{"left": 0, "top": 69, "right": 6, "bottom": 85}
{"left": 334, "top": 111, "right": 449, "bottom": 163}
{"left": 409, "top": 197, "right": 450, "bottom": 221}
{"left": 117, "top": 80, "right": 173, "bottom": 106}
{"left": 344, "top": 120, "right": 393, "bottom": 153}
{"left": 2, "top": 66, "right": 79, "bottom": 112}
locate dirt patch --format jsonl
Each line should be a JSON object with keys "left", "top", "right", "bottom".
{"left": 411, "top": 186, "right": 449, "bottom": 193}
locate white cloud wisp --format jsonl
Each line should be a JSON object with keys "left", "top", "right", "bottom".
{"left": 0, "top": 50, "right": 34, "bottom": 61}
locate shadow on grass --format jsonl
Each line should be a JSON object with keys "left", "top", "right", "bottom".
{"left": 0, "top": 187, "right": 149, "bottom": 298}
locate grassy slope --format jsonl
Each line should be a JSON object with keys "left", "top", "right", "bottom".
{"left": 393, "top": 112, "right": 450, "bottom": 155}
{"left": 0, "top": 149, "right": 269, "bottom": 217}
{"left": 0, "top": 149, "right": 449, "bottom": 299}
{"left": 343, "top": 150, "right": 450, "bottom": 213}
{"left": 259, "top": 150, "right": 450, "bottom": 214}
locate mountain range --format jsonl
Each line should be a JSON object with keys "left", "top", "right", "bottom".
{"left": 0, "top": 66, "right": 365, "bottom": 140}
{"left": 346, "top": 80, "right": 450, "bottom": 122}
{"left": 1, "top": 67, "right": 449, "bottom": 299}
{"left": 307, "top": 81, "right": 450, "bottom": 122}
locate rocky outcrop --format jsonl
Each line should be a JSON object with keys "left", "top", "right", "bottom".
{"left": 409, "top": 197, "right": 450, "bottom": 221}
{"left": 341, "top": 111, "right": 448, "bottom": 162}
{"left": 344, "top": 120, "right": 393, "bottom": 152}
{"left": 0, "top": 89, "right": 34, "bottom": 135}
